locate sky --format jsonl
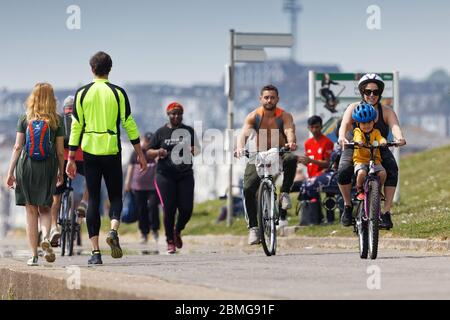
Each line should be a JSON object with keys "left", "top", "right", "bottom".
{"left": 1, "top": 0, "right": 449, "bottom": 90}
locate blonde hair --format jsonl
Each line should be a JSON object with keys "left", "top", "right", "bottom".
{"left": 26, "top": 83, "right": 59, "bottom": 130}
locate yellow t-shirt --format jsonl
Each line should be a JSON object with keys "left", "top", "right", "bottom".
{"left": 353, "top": 128, "right": 387, "bottom": 165}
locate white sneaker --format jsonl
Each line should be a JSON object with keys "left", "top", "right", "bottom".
{"left": 76, "top": 201, "right": 88, "bottom": 218}
{"left": 280, "top": 192, "right": 292, "bottom": 210}
{"left": 248, "top": 227, "right": 260, "bottom": 245}
{"left": 41, "top": 238, "right": 56, "bottom": 263}
{"left": 278, "top": 219, "right": 289, "bottom": 228}
{"left": 49, "top": 227, "right": 61, "bottom": 247}
{"left": 27, "top": 256, "right": 39, "bottom": 266}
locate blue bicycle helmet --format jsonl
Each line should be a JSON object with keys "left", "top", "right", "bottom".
{"left": 352, "top": 103, "right": 377, "bottom": 123}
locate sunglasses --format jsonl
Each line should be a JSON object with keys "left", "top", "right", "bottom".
{"left": 363, "top": 89, "right": 381, "bottom": 96}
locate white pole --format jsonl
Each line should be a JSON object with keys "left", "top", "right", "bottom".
{"left": 226, "top": 30, "right": 235, "bottom": 227}
{"left": 308, "top": 70, "right": 316, "bottom": 117}
{"left": 393, "top": 71, "right": 400, "bottom": 203}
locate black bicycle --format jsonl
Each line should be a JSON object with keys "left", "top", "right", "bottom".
{"left": 346, "top": 141, "right": 401, "bottom": 259}
{"left": 58, "top": 178, "right": 80, "bottom": 256}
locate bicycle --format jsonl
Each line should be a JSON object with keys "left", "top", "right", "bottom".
{"left": 243, "top": 147, "right": 290, "bottom": 256}
{"left": 345, "top": 141, "right": 401, "bottom": 260}
{"left": 58, "top": 178, "right": 80, "bottom": 256}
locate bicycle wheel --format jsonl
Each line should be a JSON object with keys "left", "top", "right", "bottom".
{"left": 67, "top": 191, "right": 76, "bottom": 256}
{"left": 356, "top": 202, "right": 368, "bottom": 259}
{"left": 61, "top": 189, "right": 74, "bottom": 256}
{"left": 368, "top": 180, "right": 380, "bottom": 260}
{"left": 67, "top": 212, "right": 76, "bottom": 256}
{"left": 257, "top": 180, "right": 275, "bottom": 256}
{"left": 60, "top": 196, "right": 67, "bottom": 256}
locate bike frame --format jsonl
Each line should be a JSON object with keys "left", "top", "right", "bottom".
{"left": 242, "top": 147, "right": 289, "bottom": 256}
{"left": 348, "top": 141, "right": 400, "bottom": 260}
{"left": 58, "top": 178, "right": 73, "bottom": 226}
{"left": 362, "top": 145, "right": 382, "bottom": 221}
{"left": 58, "top": 177, "right": 80, "bottom": 256}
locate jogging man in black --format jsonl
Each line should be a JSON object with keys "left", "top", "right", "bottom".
{"left": 66, "top": 51, "right": 147, "bottom": 264}
{"left": 147, "top": 102, "right": 200, "bottom": 254}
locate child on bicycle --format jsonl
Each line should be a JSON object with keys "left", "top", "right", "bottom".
{"left": 351, "top": 103, "right": 387, "bottom": 201}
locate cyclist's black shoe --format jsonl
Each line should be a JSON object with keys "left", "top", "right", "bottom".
{"left": 106, "top": 229, "right": 123, "bottom": 258}
{"left": 341, "top": 205, "right": 353, "bottom": 227}
{"left": 88, "top": 251, "right": 103, "bottom": 265}
{"left": 380, "top": 212, "right": 394, "bottom": 230}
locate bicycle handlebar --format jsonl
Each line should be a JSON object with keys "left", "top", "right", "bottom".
{"left": 344, "top": 141, "right": 401, "bottom": 149}
{"left": 243, "top": 147, "right": 291, "bottom": 158}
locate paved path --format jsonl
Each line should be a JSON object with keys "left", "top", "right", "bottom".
{"left": 2, "top": 235, "right": 450, "bottom": 299}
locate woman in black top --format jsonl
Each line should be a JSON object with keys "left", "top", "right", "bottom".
{"left": 147, "top": 102, "right": 200, "bottom": 254}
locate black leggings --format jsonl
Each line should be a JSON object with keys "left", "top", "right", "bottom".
{"left": 133, "top": 190, "right": 160, "bottom": 235}
{"left": 337, "top": 147, "right": 398, "bottom": 187}
{"left": 83, "top": 152, "right": 123, "bottom": 238}
{"left": 155, "top": 173, "right": 194, "bottom": 242}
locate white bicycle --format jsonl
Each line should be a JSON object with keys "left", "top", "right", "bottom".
{"left": 243, "top": 147, "right": 290, "bottom": 256}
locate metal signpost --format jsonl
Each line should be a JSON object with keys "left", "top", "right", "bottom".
{"left": 226, "top": 30, "right": 293, "bottom": 226}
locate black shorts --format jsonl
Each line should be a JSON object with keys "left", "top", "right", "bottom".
{"left": 54, "top": 160, "right": 85, "bottom": 195}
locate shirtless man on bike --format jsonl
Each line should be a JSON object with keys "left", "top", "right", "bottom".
{"left": 235, "top": 85, "right": 298, "bottom": 245}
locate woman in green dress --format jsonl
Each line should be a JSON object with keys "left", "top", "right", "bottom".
{"left": 5, "top": 83, "right": 65, "bottom": 266}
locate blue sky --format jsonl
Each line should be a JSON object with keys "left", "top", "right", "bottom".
{"left": 1, "top": 0, "right": 449, "bottom": 90}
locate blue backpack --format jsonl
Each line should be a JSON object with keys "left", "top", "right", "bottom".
{"left": 25, "top": 120, "right": 52, "bottom": 160}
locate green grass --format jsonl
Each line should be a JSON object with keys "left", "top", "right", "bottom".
{"left": 388, "top": 145, "right": 450, "bottom": 239}
{"left": 100, "top": 144, "right": 450, "bottom": 239}
{"left": 185, "top": 199, "right": 249, "bottom": 235}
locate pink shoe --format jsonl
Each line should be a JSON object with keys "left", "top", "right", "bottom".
{"left": 167, "top": 240, "right": 176, "bottom": 254}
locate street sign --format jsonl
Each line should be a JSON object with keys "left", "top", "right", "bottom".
{"left": 315, "top": 73, "right": 394, "bottom": 98}
{"left": 234, "top": 48, "right": 267, "bottom": 62}
{"left": 234, "top": 33, "right": 294, "bottom": 48}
